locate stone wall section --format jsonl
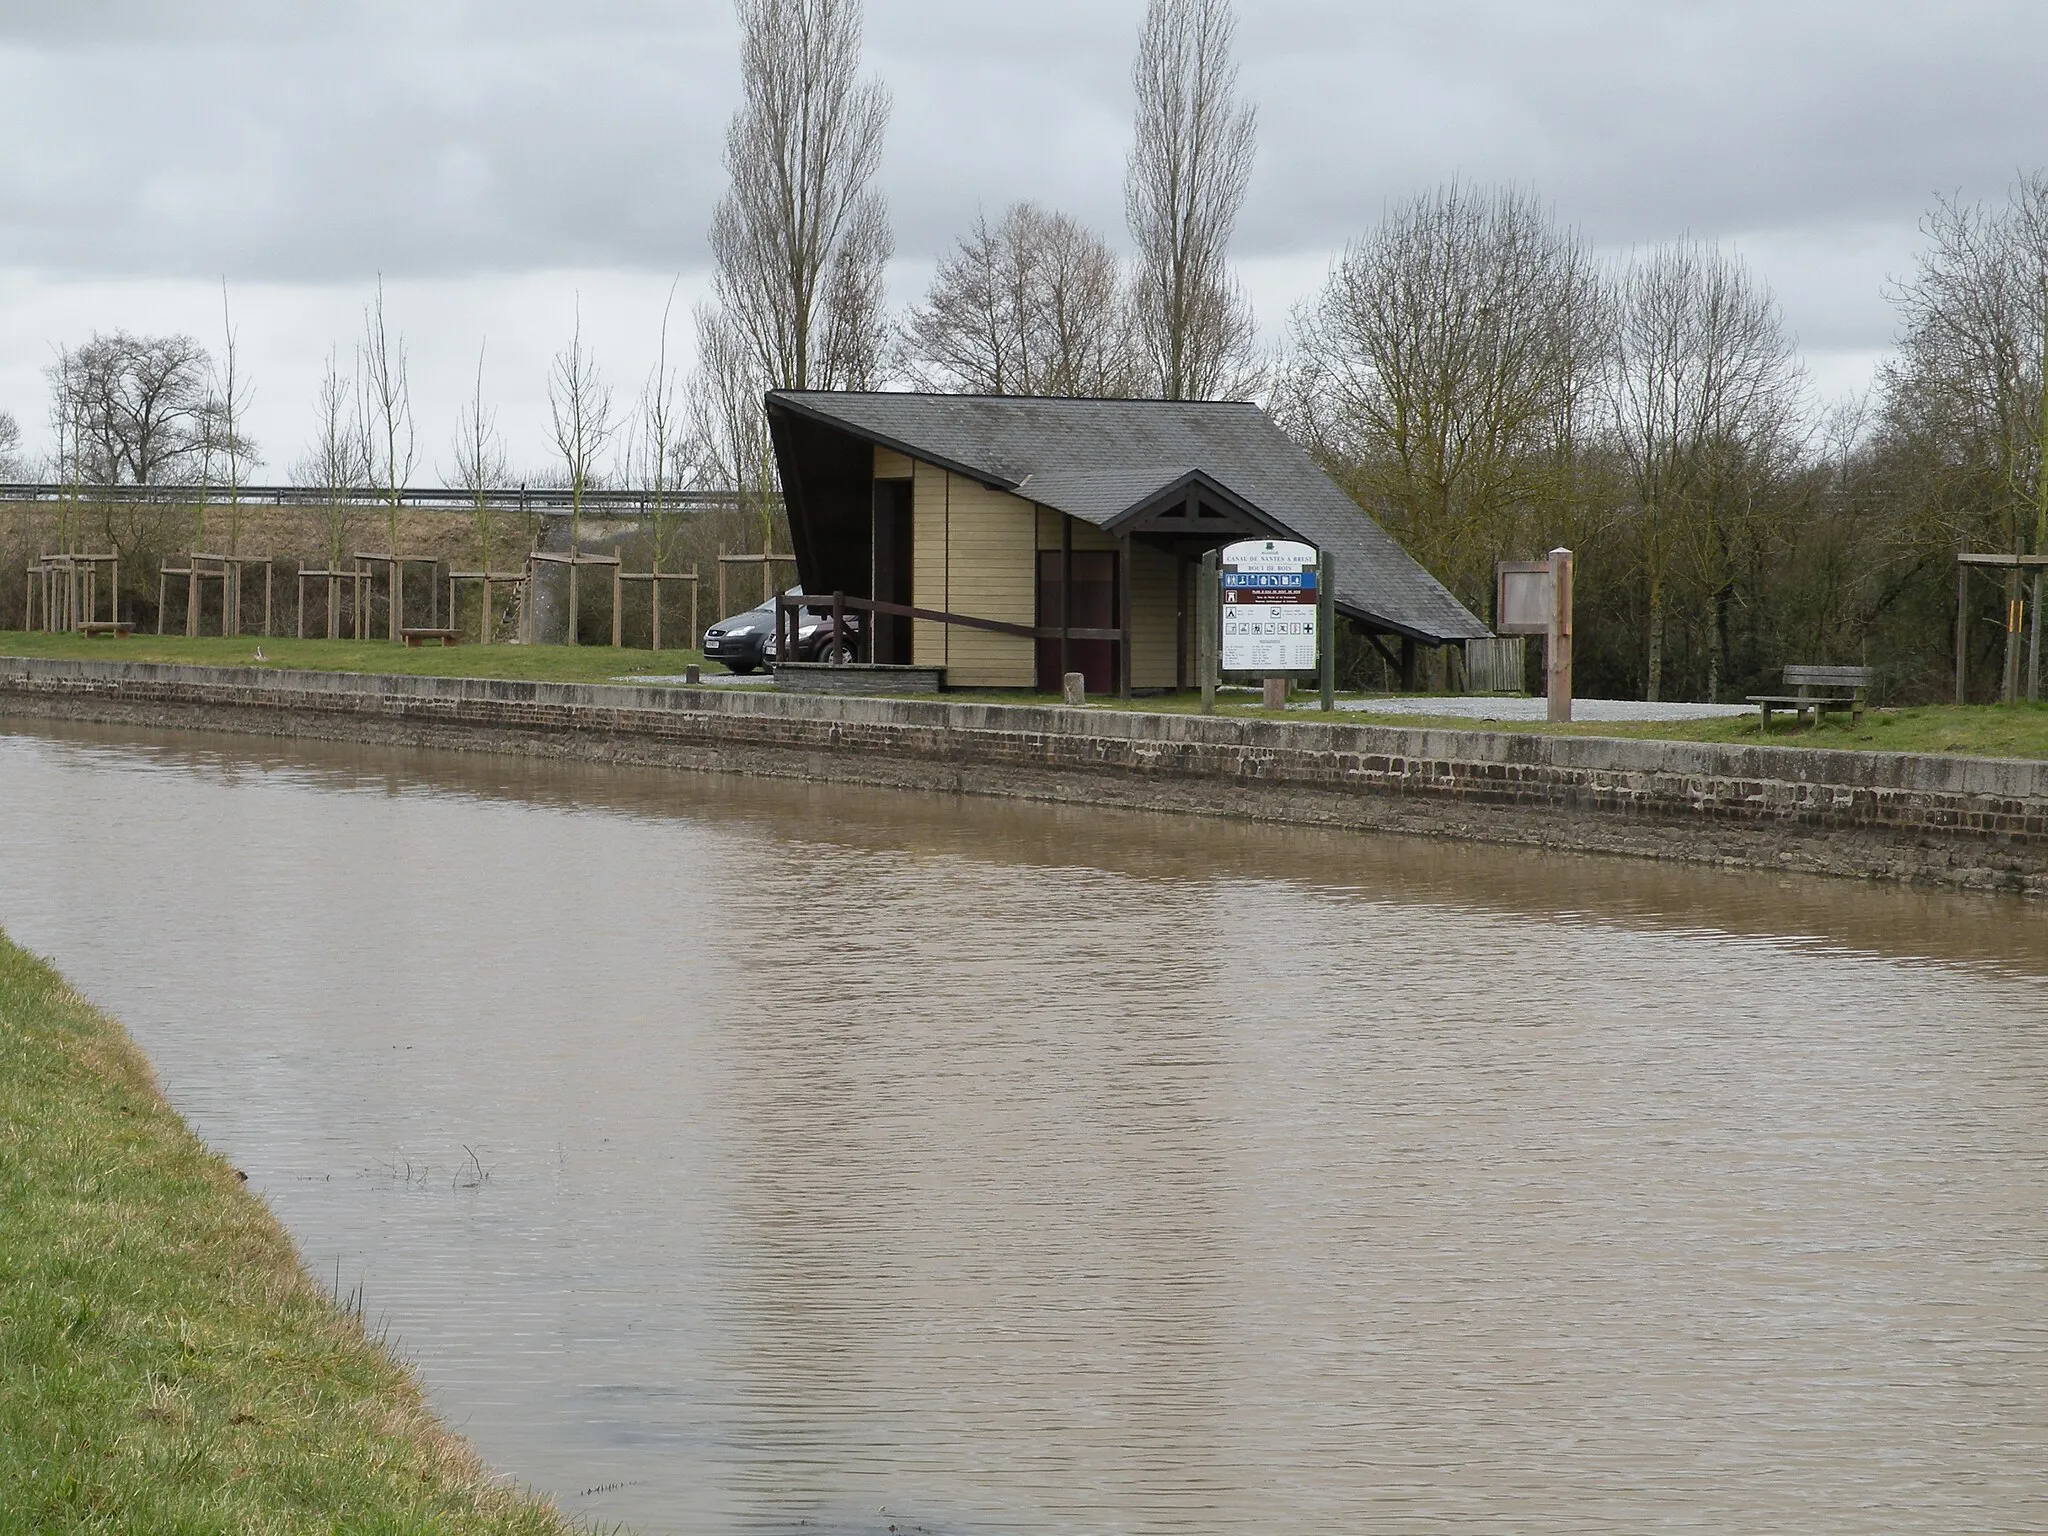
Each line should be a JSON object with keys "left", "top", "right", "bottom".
{"left": 4, "top": 656, "right": 2045, "bottom": 896}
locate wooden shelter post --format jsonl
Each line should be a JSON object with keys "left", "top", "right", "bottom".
{"left": 2005, "top": 566, "right": 2024, "bottom": 704}
{"left": 1059, "top": 515, "right": 1072, "bottom": 683}
{"left": 612, "top": 564, "right": 623, "bottom": 648}
{"left": 2031, "top": 571, "right": 2043, "bottom": 702}
{"left": 1319, "top": 549, "right": 1337, "bottom": 713}
{"left": 1118, "top": 533, "right": 1134, "bottom": 700}
{"left": 1198, "top": 546, "right": 1218, "bottom": 714}
{"left": 1957, "top": 561, "right": 1970, "bottom": 703}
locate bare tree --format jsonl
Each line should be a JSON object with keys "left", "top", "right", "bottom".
{"left": 449, "top": 341, "right": 508, "bottom": 570}
{"left": 633, "top": 281, "right": 697, "bottom": 590}
{"left": 0, "top": 411, "right": 23, "bottom": 480}
{"left": 293, "top": 346, "right": 366, "bottom": 574}
{"left": 1611, "top": 238, "right": 1804, "bottom": 700}
{"left": 359, "top": 276, "right": 415, "bottom": 637}
{"left": 207, "top": 280, "right": 260, "bottom": 554}
{"left": 902, "top": 202, "right": 1144, "bottom": 395}
{"left": 688, "top": 301, "right": 779, "bottom": 555}
{"left": 1125, "top": 0, "right": 1261, "bottom": 400}
{"left": 1884, "top": 176, "right": 2048, "bottom": 563}
{"left": 547, "top": 300, "right": 618, "bottom": 553}
{"left": 708, "top": 0, "right": 893, "bottom": 392}
{"left": 45, "top": 331, "right": 211, "bottom": 485}
{"left": 1281, "top": 184, "right": 1608, "bottom": 606}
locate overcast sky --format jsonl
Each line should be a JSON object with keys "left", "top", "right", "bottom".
{"left": 3, "top": 0, "right": 2045, "bottom": 477}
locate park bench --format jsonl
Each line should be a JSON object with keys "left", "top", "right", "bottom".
{"left": 77, "top": 621, "right": 133, "bottom": 638}
{"left": 401, "top": 627, "right": 461, "bottom": 648}
{"left": 1747, "top": 664, "right": 1874, "bottom": 732}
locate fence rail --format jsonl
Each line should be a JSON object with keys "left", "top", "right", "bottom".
{"left": 0, "top": 483, "right": 755, "bottom": 516}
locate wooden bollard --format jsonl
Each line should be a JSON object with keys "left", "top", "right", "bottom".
{"left": 685, "top": 664, "right": 701, "bottom": 684}
{"left": 1263, "top": 677, "right": 1289, "bottom": 711}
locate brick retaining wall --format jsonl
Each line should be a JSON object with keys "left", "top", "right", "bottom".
{"left": 3, "top": 656, "right": 2044, "bottom": 897}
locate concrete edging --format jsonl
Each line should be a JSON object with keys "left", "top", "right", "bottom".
{"left": 3, "top": 654, "right": 2044, "bottom": 897}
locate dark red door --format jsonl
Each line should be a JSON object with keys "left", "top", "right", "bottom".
{"left": 1036, "top": 550, "right": 1118, "bottom": 694}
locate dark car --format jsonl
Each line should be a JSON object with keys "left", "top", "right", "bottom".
{"left": 701, "top": 588, "right": 859, "bottom": 674}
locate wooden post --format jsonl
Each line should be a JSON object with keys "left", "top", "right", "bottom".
{"left": 717, "top": 544, "right": 727, "bottom": 621}
{"left": 1318, "top": 550, "right": 1336, "bottom": 713}
{"left": 567, "top": 560, "right": 580, "bottom": 646}
{"left": 187, "top": 565, "right": 199, "bottom": 638}
{"left": 831, "top": 590, "right": 845, "bottom": 664}
{"left": 2004, "top": 565, "right": 2023, "bottom": 704}
{"left": 612, "top": 563, "right": 623, "bottom": 648}
{"left": 156, "top": 570, "right": 167, "bottom": 634}
{"left": 263, "top": 560, "right": 273, "bottom": 637}
{"left": 1059, "top": 515, "right": 1072, "bottom": 685}
{"left": 1548, "top": 547, "right": 1574, "bottom": 724}
{"left": 1400, "top": 635, "right": 1418, "bottom": 692}
{"left": 1956, "top": 561, "right": 1969, "bottom": 704}
{"left": 1119, "top": 533, "right": 1134, "bottom": 701}
{"left": 389, "top": 559, "right": 402, "bottom": 643}
{"left": 650, "top": 571, "right": 662, "bottom": 652}
{"left": 1198, "top": 546, "right": 1218, "bottom": 714}
{"left": 689, "top": 572, "right": 698, "bottom": 648}
{"left": 2030, "top": 571, "right": 2043, "bottom": 702}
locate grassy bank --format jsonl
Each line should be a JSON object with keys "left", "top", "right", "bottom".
{"left": 1339, "top": 699, "right": 2048, "bottom": 759}
{"left": 6, "top": 630, "right": 2045, "bottom": 759}
{"left": 913, "top": 688, "right": 2048, "bottom": 760}
{"left": 0, "top": 931, "right": 576, "bottom": 1534}
{"left": 0, "top": 629, "right": 724, "bottom": 684}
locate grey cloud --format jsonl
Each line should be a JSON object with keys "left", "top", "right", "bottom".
{"left": 3, "top": 0, "right": 2047, "bottom": 332}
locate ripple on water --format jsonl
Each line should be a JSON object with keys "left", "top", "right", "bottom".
{"left": 1, "top": 721, "right": 2045, "bottom": 1534}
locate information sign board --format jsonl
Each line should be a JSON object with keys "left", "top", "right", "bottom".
{"left": 1221, "top": 539, "right": 1319, "bottom": 672}
{"left": 1495, "top": 561, "right": 1555, "bottom": 635}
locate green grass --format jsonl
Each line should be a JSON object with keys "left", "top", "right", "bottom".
{"left": 1338, "top": 699, "right": 2048, "bottom": 759}
{"left": 0, "top": 630, "right": 729, "bottom": 685}
{"left": 0, "top": 932, "right": 579, "bottom": 1535}
{"left": 6, "top": 631, "right": 2045, "bottom": 759}
{"left": 900, "top": 687, "right": 2048, "bottom": 760}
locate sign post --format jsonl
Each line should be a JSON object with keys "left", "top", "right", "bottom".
{"left": 1494, "top": 547, "right": 1574, "bottom": 723}
{"left": 1198, "top": 547, "right": 1220, "bottom": 714}
{"left": 1221, "top": 538, "right": 1323, "bottom": 710}
{"left": 1318, "top": 549, "right": 1336, "bottom": 712}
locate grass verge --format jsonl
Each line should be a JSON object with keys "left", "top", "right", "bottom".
{"left": 0, "top": 629, "right": 725, "bottom": 685}
{"left": 896, "top": 688, "right": 2048, "bottom": 761}
{"left": 5, "top": 631, "right": 2044, "bottom": 759}
{"left": 0, "top": 930, "right": 577, "bottom": 1534}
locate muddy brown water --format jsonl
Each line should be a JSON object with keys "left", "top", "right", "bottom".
{"left": 2, "top": 719, "right": 2046, "bottom": 1534}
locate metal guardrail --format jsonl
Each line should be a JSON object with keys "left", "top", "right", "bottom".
{"left": 0, "top": 483, "right": 759, "bottom": 515}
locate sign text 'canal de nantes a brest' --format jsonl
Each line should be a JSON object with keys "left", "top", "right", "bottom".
{"left": 1220, "top": 540, "right": 1320, "bottom": 673}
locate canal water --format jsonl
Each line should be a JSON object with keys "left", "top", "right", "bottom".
{"left": 2, "top": 720, "right": 2045, "bottom": 1534}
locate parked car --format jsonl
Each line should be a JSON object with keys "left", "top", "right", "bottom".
{"left": 701, "top": 588, "right": 860, "bottom": 674}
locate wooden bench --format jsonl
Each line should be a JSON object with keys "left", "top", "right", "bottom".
{"left": 401, "top": 627, "right": 461, "bottom": 648}
{"left": 1747, "top": 664, "right": 1873, "bottom": 732}
{"left": 77, "top": 621, "right": 133, "bottom": 638}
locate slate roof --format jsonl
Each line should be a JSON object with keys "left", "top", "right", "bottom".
{"left": 768, "top": 391, "right": 1488, "bottom": 643}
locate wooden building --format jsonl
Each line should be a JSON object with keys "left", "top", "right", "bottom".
{"left": 766, "top": 392, "right": 1487, "bottom": 694}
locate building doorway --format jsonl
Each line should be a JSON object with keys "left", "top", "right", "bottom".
{"left": 871, "top": 480, "right": 913, "bottom": 663}
{"left": 1036, "top": 549, "right": 1118, "bottom": 695}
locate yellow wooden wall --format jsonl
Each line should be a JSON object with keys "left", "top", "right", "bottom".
{"left": 1129, "top": 540, "right": 1181, "bottom": 689}
{"left": 911, "top": 462, "right": 1038, "bottom": 686}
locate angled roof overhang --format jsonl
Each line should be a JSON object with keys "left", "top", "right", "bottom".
{"left": 1102, "top": 468, "right": 1284, "bottom": 539}
{"left": 766, "top": 393, "right": 1016, "bottom": 494}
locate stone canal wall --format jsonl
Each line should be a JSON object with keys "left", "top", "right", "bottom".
{"left": 4, "top": 655, "right": 2046, "bottom": 897}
